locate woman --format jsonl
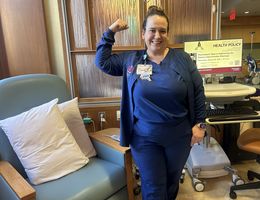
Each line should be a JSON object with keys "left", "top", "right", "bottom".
{"left": 95, "top": 6, "right": 206, "bottom": 200}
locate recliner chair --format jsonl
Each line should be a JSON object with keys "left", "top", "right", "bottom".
{"left": 0, "top": 74, "right": 128, "bottom": 200}
{"left": 229, "top": 128, "right": 260, "bottom": 199}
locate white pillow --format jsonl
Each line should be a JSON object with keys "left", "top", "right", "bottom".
{"left": 0, "top": 99, "right": 89, "bottom": 185}
{"left": 58, "top": 98, "right": 96, "bottom": 158}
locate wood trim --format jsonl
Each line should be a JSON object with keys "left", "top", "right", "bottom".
{"left": 65, "top": 0, "right": 92, "bottom": 51}
{"left": 57, "top": 0, "right": 71, "bottom": 89}
{"left": 89, "top": 128, "right": 140, "bottom": 200}
{"left": 112, "top": 45, "right": 145, "bottom": 50}
{"left": 41, "top": 0, "right": 52, "bottom": 74}
{"left": 87, "top": 0, "right": 96, "bottom": 50}
{"left": 211, "top": 0, "right": 218, "bottom": 39}
{"left": 79, "top": 96, "right": 121, "bottom": 103}
{"left": 89, "top": 128, "right": 128, "bottom": 153}
{"left": 0, "top": 161, "right": 35, "bottom": 200}
{"left": 164, "top": 0, "right": 168, "bottom": 16}
{"left": 71, "top": 54, "right": 80, "bottom": 97}
{"left": 139, "top": 0, "right": 145, "bottom": 48}
{"left": 124, "top": 152, "right": 135, "bottom": 200}
{"left": 70, "top": 44, "right": 184, "bottom": 55}
{"left": 84, "top": 0, "right": 93, "bottom": 50}
{"left": 70, "top": 45, "right": 146, "bottom": 52}
{"left": 65, "top": 0, "right": 76, "bottom": 50}
{"left": 0, "top": 12, "right": 9, "bottom": 79}
{"left": 169, "top": 43, "right": 184, "bottom": 49}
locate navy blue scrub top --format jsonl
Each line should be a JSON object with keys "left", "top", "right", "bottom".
{"left": 133, "top": 49, "right": 189, "bottom": 136}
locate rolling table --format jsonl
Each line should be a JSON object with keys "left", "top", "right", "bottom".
{"left": 186, "top": 83, "right": 260, "bottom": 192}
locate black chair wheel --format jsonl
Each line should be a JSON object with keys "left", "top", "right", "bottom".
{"left": 229, "top": 191, "right": 237, "bottom": 199}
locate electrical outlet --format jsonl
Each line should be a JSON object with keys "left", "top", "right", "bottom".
{"left": 98, "top": 112, "right": 106, "bottom": 121}
{"left": 116, "top": 110, "right": 120, "bottom": 121}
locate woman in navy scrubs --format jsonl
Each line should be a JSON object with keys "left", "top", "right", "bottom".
{"left": 95, "top": 6, "right": 206, "bottom": 200}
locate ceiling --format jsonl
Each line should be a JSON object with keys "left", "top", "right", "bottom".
{"left": 222, "top": 0, "right": 260, "bottom": 17}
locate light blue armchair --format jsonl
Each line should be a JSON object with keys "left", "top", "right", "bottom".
{"left": 0, "top": 74, "right": 128, "bottom": 200}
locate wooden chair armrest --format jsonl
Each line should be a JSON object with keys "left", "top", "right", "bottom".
{"left": 0, "top": 161, "right": 36, "bottom": 200}
{"left": 90, "top": 128, "right": 138, "bottom": 200}
{"left": 89, "top": 128, "right": 130, "bottom": 153}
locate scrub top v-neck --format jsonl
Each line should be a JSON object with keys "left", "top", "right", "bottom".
{"left": 132, "top": 49, "right": 189, "bottom": 136}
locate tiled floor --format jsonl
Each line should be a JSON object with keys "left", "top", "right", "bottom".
{"left": 177, "top": 160, "right": 260, "bottom": 200}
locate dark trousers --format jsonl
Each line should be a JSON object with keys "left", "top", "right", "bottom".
{"left": 131, "top": 121, "right": 191, "bottom": 200}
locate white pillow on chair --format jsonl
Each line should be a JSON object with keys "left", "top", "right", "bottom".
{"left": 0, "top": 99, "right": 89, "bottom": 185}
{"left": 58, "top": 97, "right": 96, "bottom": 158}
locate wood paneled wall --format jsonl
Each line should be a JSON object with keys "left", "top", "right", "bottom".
{"left": 167, "top": 0, "right": 212, "bottom": 44}
{"left": 60, "top": 0, "right": 214, "bottom": 100}
{"left": 221, "top": 16, "right": 260, "bottom": 43}
{"left": 0, "top": 0, "right": 51, "bottom": 78}
{"left": 60, "top": 0, "right": 215, "bottom": 131}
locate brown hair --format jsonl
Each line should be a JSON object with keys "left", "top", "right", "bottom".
{"left": 142, "top": 6, "right": 169, "bottom": 32}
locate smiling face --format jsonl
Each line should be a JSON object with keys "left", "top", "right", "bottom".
{"left": 142, "top": 15, "right": 169, "bottom": 55}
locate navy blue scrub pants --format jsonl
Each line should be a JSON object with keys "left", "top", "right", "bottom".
{"left": 131, "top": 119, "right": 192, "bottom": 200}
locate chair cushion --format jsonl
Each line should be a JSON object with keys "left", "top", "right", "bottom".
{"left": 32, "top": 157, "right": 126, "bottom": 200}
{"left": 0, "top": 99, "right": 89, "bottom": 185}
{"left": 238, "top": 128, "right": 260, "bottom": 154}
{"left": 58, "top": 98, "right": 96, "bottom": 158}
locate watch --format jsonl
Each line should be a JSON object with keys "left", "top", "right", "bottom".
{"left": 197, "top": 122, "right": 207, "bottom": 130}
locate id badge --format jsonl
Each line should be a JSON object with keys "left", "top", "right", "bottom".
{"left": 136, "top": 64, "right": 153, "bottom": 75}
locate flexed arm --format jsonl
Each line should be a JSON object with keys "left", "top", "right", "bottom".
{"left": 95, "top": 19, "right": 129, "bottom": 76}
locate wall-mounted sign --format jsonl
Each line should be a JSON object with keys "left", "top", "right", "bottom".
{"left": 184, "top": 39, "right": 243, "bottom": 74}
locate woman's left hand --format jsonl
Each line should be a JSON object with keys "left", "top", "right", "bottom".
{"left": 191, "top": 125, "right": 205, "bottom": 146}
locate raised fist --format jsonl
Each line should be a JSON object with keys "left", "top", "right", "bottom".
{"left": 109, "top": 19, "right": 129, "bottom": 33}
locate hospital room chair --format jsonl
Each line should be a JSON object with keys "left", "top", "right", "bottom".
{"left": 0, "top": 74, "right": 128, "bottom": 200}
{"left": 229, "top": 128, "right": 260, "bottom": 199}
